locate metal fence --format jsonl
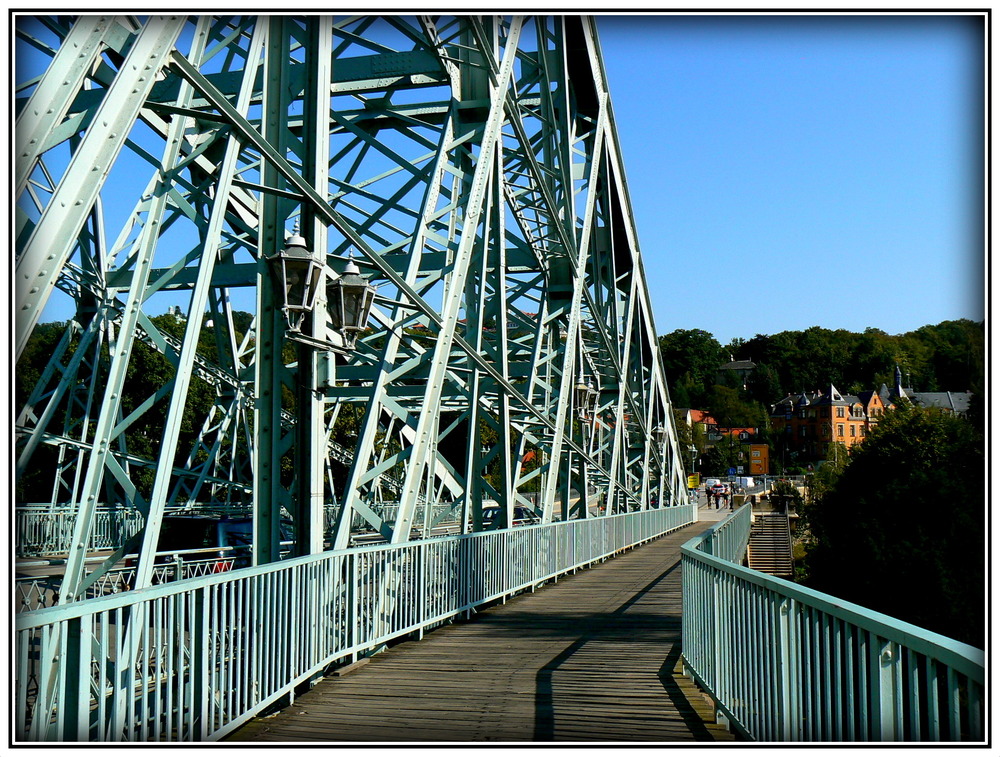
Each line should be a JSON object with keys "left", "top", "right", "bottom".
{"left": 15, "top": 548, "right": 259, "bottom": 614}
{"left": 15, "top": 503, "right": 464, "bottom": 557}
{"left": 680, "top": 505, "right": 985, "bottom": 742}
{"left": 16, "top": 508, "right": 147, "bottom": 556}
{"left": 15, "top": 503, "right": 696, "bottom": 742}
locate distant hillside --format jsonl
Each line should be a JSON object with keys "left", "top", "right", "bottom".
{"left": 659, "top": 319, "right": 984, "bottom": 413}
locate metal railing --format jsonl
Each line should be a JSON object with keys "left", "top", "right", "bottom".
{"left": 16, "top": 507, "right": 146, "bottom": 556}
{"left": 15, "top": 547, "right": 260, "bottom": 614}
{"left": 16, "top": 502, "right": 460, "bottom": 556}
{"left": 681, "top": 505, "right": 985, "bottom": 742}
{"left": 15, "top": 503, "right": 696, "bottom": 742}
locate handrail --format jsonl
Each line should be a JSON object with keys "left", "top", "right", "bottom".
{"left": 693, "top": 502, "right": 751, "bottom": 562}
{"left": 15, "top": 503, "right": 697, "bottom": 742}
{"left": 680, "top": 505, "right": 985, "bottom": 742}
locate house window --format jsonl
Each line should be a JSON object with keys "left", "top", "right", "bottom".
{"left": 836, "top": 407, "right": 845, "bottom": 418}
{"left": 850, "top": 426, "right": 856, "bottom": 437}
{"left": 837, "top": 424, "right": 844, "bottom": 437}
{"left": 860, "top": 427, "right": 866, "bottom": 437}
{"left": 821, "top": 426, "right": 829, "bottom": 437}
{"left": 799, "top": 427, "right": 807, "bottom": 438}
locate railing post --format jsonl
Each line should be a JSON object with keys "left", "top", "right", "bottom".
{"left": 417, "top": 542, "right": 426, "bottom": 639}
{"left": 63, "top": 614, "right": 92, "bottom": 741}
{"left": 711, "top": 565, "right": 721, "bottom": 714}
{"left": 777, "top": 596, "right": 799, "bottom": 741}
{"left": 875, "top": 639, "right": 903, "bottom": 740}
{"left": 349, "top": 553, "right": 358, "bottom": 663}
{"left": 191, "top": 587, "right": 209, "bottom": 740}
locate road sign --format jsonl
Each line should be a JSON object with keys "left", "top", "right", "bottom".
{"left": 727, "top": 467, "right": 736, "bottom": 475}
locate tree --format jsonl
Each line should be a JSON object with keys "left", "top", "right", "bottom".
{"left": 745, "top": 363, "right": 782, "bottom": 406}
{"left": 706, "top": 385, "right": 766, "bottom": 429}
{"left": 802, "top": 405, "right": 984, "bottom": 648}
{"left": 672, "top": 409, "right": 693, "bottom": 452}
{"left": 701, "top": 445, "right": 734, "bottom": 477}
{"left": 657, "top": 329, "right": 725, "bottom": 408}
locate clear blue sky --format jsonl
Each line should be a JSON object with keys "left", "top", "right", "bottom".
{"left": 596, "top": 13, "right": 985, "bottom": 346}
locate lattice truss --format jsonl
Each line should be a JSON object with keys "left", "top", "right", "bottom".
{"left": 14, "top": 15, "right": 688, "bottom": 594}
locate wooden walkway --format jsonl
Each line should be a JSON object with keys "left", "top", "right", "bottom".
{"left": 228, "top": 515, "right": 733, "bottom": 743}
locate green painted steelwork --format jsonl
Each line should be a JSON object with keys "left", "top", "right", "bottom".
{"left": 15, "top": 14, "right": 687, "bottom": 741}
{"left": 15, "top": 506, "right": 697, "bottom": 740}
{"left": 681, "top": 505, "right": 985, "bottom": 742}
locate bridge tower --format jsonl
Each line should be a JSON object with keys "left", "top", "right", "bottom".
{"left": 15, "top": 15, "right": 686, "bottom": 598}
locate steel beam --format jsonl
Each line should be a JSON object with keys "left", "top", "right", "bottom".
{"left": 15, "top": 22, "right": 688, "bottom": 739}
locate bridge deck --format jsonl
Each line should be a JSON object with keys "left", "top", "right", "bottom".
{"left": 228, "top": 510, "right": 734, "bottom": 743}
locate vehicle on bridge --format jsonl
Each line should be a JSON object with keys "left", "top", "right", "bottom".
{"left": 481, "top": 505, "right": 541, "bottom": 527}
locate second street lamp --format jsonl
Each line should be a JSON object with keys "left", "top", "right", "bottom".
{"left": 327, "top": 255, "right": 376, "bottom": 349}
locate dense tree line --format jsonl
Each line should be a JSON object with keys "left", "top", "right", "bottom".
{"left": 801, "top": 404, "right": 985, "bottom": 648}
{"left": 733, "top": 319, "right": 984, "bottom": 398}
{"left": 658, "top": 319, "right": 984, "bottom": 422}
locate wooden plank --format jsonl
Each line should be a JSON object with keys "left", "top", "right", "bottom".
{"left": 228, "top": 520, "right": 736, "bottom": 743}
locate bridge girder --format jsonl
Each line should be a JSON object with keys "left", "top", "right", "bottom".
{"left": 15, "top": 14, "right": 687, "bottom": 596}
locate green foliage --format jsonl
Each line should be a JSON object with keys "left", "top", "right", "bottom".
{"left": 745, "top": 363, "right": 782, "bottom": 406}
{"left": 731, "top": 320, "right": 983, "bottom": 400}
{"left": 706, "top": 385, "right": 767, "bottom": 429}
{"left": 802, "top": 405, "right": 984, "bottom": 648}
{"left": 771, "top": 479, "right": 804, "bottom": 511}
{"left": 701, "top": 446, "right": 732, "bottom": 476}
{"left": 658, "top": 329, "right": 725, "bottom": 408}
{"left": 672, "top": 409, "right": 693, "bottom": 450}
{"left": 18, "top": 313, "right": 246, "bottom": 502}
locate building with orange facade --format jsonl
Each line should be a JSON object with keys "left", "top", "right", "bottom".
{"left": 770, "top": 384, "right": 890, "bottom": 458}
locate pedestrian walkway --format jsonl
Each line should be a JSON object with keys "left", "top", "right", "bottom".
{"left": 227, "top": 515, "right": 734, "bottom": 743}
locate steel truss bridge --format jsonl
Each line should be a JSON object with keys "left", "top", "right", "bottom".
{"left": 13, "top": 15, "right": 984, "bottom": 744}
{"left": 14, "top": 13, "right": 687, "bottom": 740}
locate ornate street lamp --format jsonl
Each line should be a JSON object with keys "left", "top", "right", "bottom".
{"left": 327, "top": 255, "right": 376, "bottom": 349}
{"left": 267, "top": 225, "right": 324, "bottom": 332}
{"left": 574, "top": 380, "right": 598, "bottom": 421}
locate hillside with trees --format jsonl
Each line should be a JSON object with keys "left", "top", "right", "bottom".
{"left": 801, "top": 403, "right": 985, "bottom": 648}
{"left": 658, "top": 319, "right": 984, "bottom": 427}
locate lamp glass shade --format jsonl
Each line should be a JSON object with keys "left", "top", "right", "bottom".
{"left": 327, "top": 264, "right": 375, "bottom": 338}
{"left": 268, "top": 238, "right": 323, "bottom": 315}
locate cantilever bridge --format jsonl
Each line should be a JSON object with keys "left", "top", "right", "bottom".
{"left": 13, "top": 15, "right": 984, "bottom": 743}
